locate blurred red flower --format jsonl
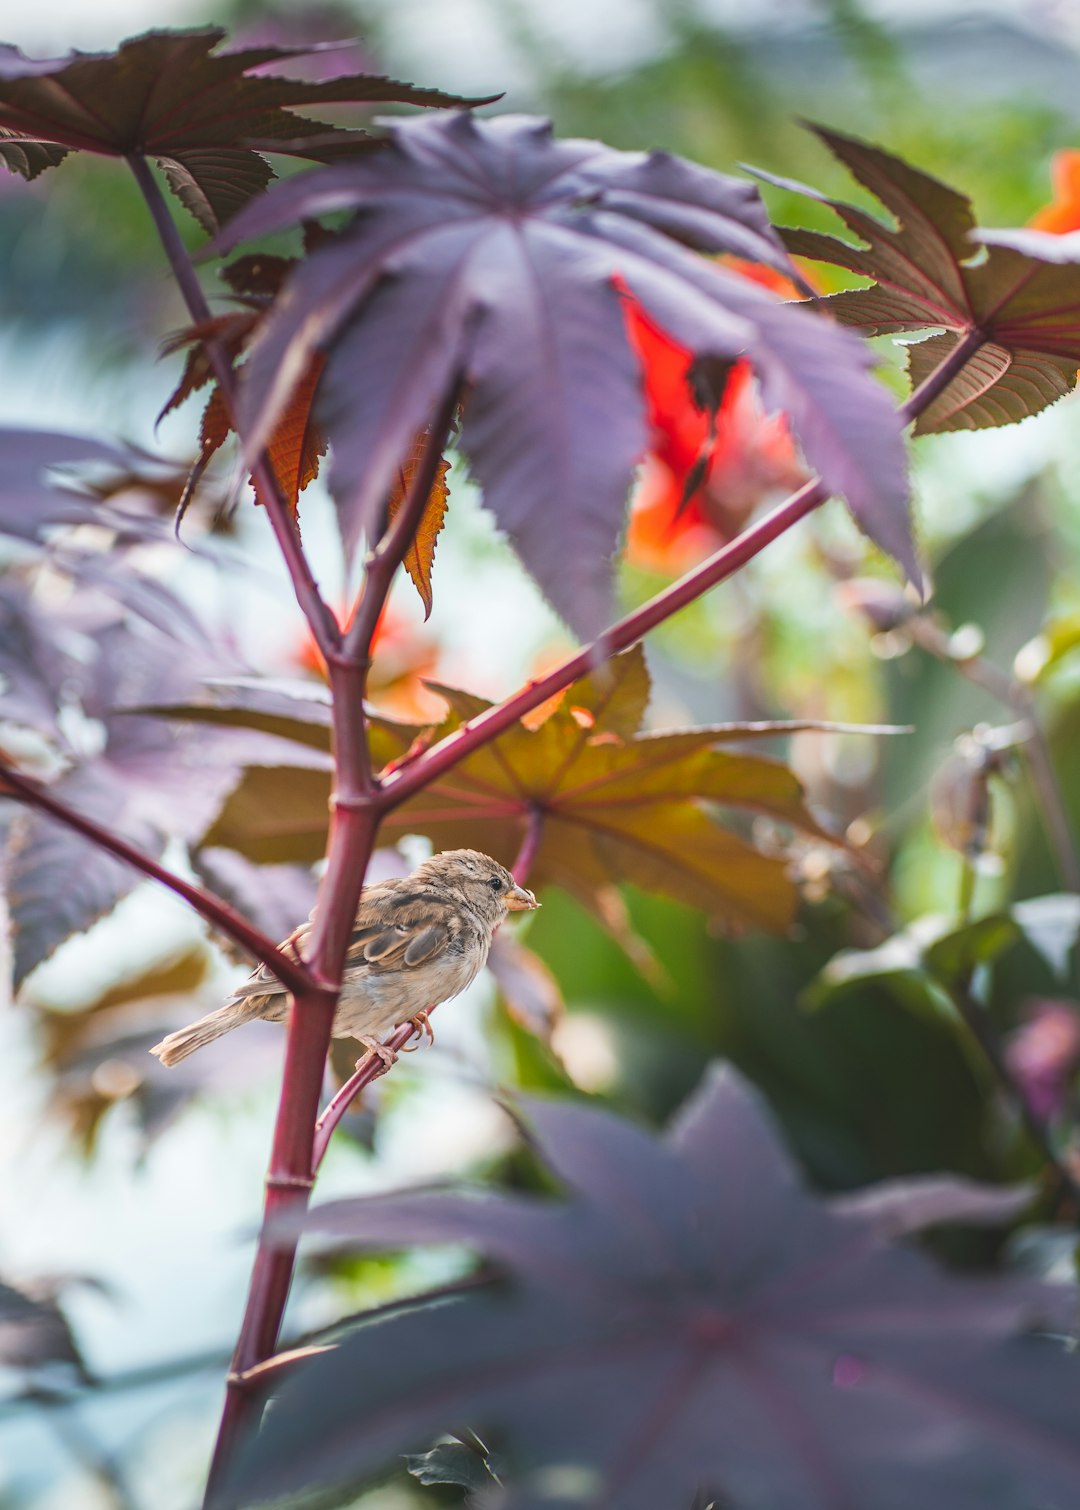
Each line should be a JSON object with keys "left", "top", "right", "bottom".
{"left": 623, "top": 261, "right": 809, "bottom": 573}
{"left": 293, "top": 602, "right": 444, "bottom": 723}
{"left": 1029, "top": 149, "right": 1080, "bottom": 233}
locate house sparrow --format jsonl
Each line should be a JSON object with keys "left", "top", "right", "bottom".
{"left": 149, "top": 849, "right": 539, "bottom": 1067}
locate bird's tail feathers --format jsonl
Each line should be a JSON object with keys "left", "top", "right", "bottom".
{"left": 149, "top": 998, "right": 265, "bottom": 1067}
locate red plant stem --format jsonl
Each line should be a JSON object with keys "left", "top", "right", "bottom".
{"left": 378, "top": 477, "right": 827, "bottom": 813}
{"left": 312, "top": 1020, "right": 422, "bottom": 1170}
{"left": 125, "top": 154, "right": 341, "bottom": 661}
{"left": 512, "top": 805, "right": 545, "bottom": 883}
{"left": 205, "top": 392, "right": 462, "bottom": 1497}
{"left": 0, "top": 761, "right": 313, "bottom": 994}
{"left": 205, "top": 774, "right": 379, "bottom": 1499}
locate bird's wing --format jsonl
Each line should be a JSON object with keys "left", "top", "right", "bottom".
{"left": 228, "top": 881, "right": 456, "bottom": 1002}
{"left": 344, "top": 879, "right": 460, "bottom": 972}
{"left": 347, "top": 917, "right": 452, "bottom": 971}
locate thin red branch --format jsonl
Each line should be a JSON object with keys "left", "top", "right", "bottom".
{"left": 0, "top": 760, "right": 314, "bottom": 995}
{"left": 125, "top": 154, "right": 341, "bottom": 662}
{"left": 312, "top": 1021, "right": 422, "bottom": 1171}
{"left": 377, "top": 476, "right": 828, "bottom": 813}
{"left": 512, "top": 804, "right": 545, "bottom": 884}
{"left": 205, "top": 785, "right": 380, "bottom": 1497}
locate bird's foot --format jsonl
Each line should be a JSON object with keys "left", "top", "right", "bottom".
{"left": 401, "top": 1009, "right": 435, "bottom": 1052}
{"left": 356, "top": 1036, "right": 398, "bottom": 1071}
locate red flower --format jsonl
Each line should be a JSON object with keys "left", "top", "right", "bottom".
{"left": 623, "top": 261, "right": 809, "bottom": 572}
{"left": 292, "top": 603, "right": 443, "bottom": 723}
{"left": 1029, "top": 149, "right": 1080, "bottom": 233}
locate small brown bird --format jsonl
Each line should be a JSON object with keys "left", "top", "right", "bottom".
{"left": 150, "top": 849, "right": 539, "bottom": 1067}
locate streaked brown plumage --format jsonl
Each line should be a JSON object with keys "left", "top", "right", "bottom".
{"left": 149, "top": 849, "right": 539, "bottom": 1067}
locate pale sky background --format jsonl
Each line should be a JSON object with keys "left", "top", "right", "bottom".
{"left": 5, "top": 0, "right": 1080, "bottom": 96}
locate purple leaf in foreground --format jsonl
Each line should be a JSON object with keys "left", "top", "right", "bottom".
{"left": 0, "top": 427, "right": 127, "bottom": 541}
{"left": 216, "top": 112, "right": 912, "bottom": 634}
{"left": 193, "top": 847, "right": 318, "bottom": 959}
{"left": 0, "top": 1276, "right": 86, "bottom": 1377}
{"left": 221, "top": 1064, "right": 1079, "bottom": 1510}
{"left": 0, "top": 605, "right": 292, "bottom": 988}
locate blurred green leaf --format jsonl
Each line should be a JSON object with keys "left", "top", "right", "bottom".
{"left": 1011, "top": 895, "right": 1080, "bottom": 979}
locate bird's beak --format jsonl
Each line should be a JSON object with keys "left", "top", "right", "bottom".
{"left": 505, "top": 884, "right": 540, "bottom": 912}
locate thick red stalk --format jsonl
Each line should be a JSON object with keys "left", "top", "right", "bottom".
{"left": 205, "top": 394, "right": 462, "bottom": 1498}
{"left": 0, "top": 761, "right": 313, "bottom": 994}
{"left": 205, "top": 701, "right": 379, "bottom": 1495}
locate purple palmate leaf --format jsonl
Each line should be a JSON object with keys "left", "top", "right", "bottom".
{"left": 0, "top": 603, "right": 315, "bottom": 988}
{"left": 215, "top": 113, "right": 912, "bottom": 636}
{"left": 0, "top": 28, "right": 489, "bottom": 230}
{"left": 221, "top": 1065, "right": 1080, "bottom": 1510}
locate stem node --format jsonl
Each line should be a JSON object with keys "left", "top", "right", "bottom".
{"left": 265, "top": 1173, "right": 316, "bottom": 1193}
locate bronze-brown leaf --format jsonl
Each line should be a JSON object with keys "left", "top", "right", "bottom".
{"left": 386, "top": 429, "right": 451, "bottom": 618}
{"left": 761, "top": 125, "right": 1080, "bottom": 433}
{"left": 201, "top": 646, "right": 836, "bottom": 942}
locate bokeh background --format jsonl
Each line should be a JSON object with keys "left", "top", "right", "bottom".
{"left": 5, "top": 1, "right": 1080, "bottom": 1505}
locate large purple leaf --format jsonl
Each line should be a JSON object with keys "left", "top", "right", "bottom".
{"left": 217, "top": 112, "right": 912, "bottom": 635}
{"left": 0, "top": 608, "right": 277, "bottom": 988}
{"left": 0, "top": 428, "right": 127, "bottom": 541}
{"left": 223, "top": 1065, "right": 1080, "bottom": 1510}
{"left": 192, "top": 847, "right": 318, "bottom": 955}
{"left": 0, "top": 1276, "right": 86, "bottom": 1377}
{"left": 3, "top": 766, "right": 163, "bottom": 991}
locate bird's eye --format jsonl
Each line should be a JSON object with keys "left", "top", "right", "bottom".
{"left": 489, "top": 876, "right": 503, "bottom": 892}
